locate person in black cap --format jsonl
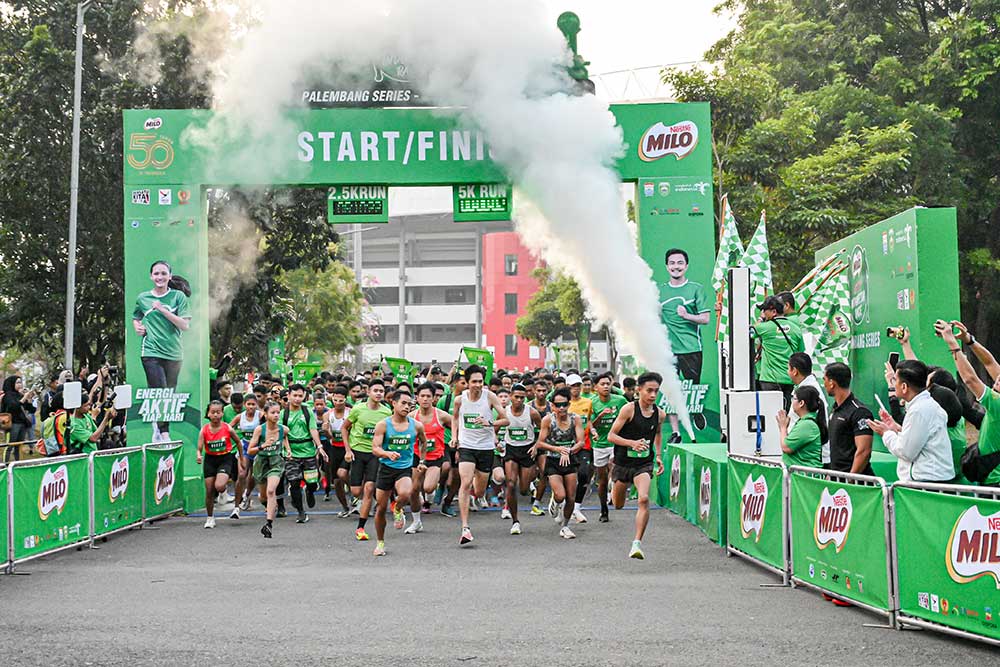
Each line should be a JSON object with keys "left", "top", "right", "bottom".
{"left": 753, "top": 295, "right": 805, "bottom": 410}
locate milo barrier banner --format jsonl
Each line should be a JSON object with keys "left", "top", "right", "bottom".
{"left": 693, "top": 450, "right": 727, "bottom": 545}
{"left": 727, "top": 457, "right": 785, "bottom": 571}
{"left": 92, "top": 448, "right": 145, "bottom": 537}
{"left": 662, "top": 445, "right": 691, "bottom": 519}
{"left": 0, "top": 465, "right": 7, "bottom": 567}
{"left": 789, "top": 472, "right": 890, "bottom": 611}
{"left": 894, "top": 486, "right": 1000, "bottom": 641}
{"left": 143, "top": 442, "right": 185, "bottom": 520}
{"left": 10, "top": 455, "right": 92, "bottom": 562}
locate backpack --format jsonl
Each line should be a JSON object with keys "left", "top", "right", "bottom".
{"left": 39, "top": 410, "right": 69, "bottom": 456}
{"left": 960, "top": 442, "right": 1000, "bottom": 484}
{"left": 282, "top": 405, "right": 312, "bottom": 430}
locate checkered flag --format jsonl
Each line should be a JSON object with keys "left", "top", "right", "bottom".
{"left": 798, "top": 261, "right": 847, "bottom": 331}
{"left": 740, "top": 210, "right": 773, "bottom": 304}
{"left": 812, "top": 269, "right": 852, "bottom": 368}
{"left": 712, "top": 196, "right": 745, "bottom": 341}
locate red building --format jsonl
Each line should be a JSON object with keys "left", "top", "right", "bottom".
{"left": 481, "top": 232, "right": 544, "bottom": 370}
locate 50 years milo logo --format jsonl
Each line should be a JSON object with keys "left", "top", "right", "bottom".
{"left": 849, "top": 245, "right": 869, "bottom": 326}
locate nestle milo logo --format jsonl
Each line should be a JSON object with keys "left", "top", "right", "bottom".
{"left": 109, "top": 456, "right": 129, "bottom": 503}
{"left": 154, "top": 455, "right": 175, "bottom": 504}
{"left": 849, "top": 245, "right": 868, "bottom": 326}
{"left": 39, "top": 465, "right": 69, "bottom": 520}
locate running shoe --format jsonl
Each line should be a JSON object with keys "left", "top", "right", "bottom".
{"left": 355, "top": 527, "right": 370, "bottom": 541}
{"left": 337, "top": 507, "right": 352, "bottom": 518}
{"left": 373, "top": 541, "right": 386, "bottom": 557}
{"left": 500, "top": 506, "right": 512, "bottom": 520}
{"left": 276, "top": 507, "right": 287, "bottom": 518}
{"left": 229, "top": 506, "right": 240, "bottom": 520}
{"left": 460, "top": 526, "right": 474, "bottom": 545}
{"left": 421, "top": 502, "right": 432, "bottom": 514}
{"left": 324, "top": 492, "right": 331, "bottom": 502}
{"left": 667, "top": 432, "right": 682, "bottom": 444}
{"left": 510, "top": 521, "right": 522, "bottom": 535}
{"left": 261, "top": 523, "right": 272, "bottom": 539}
{"left": 547, "top": 497, "right": 558, "bottom": 517}
{"left": 306, "top": 489, "right": 316, "bottom": 509}
{"left": 433, "top": 487, "right": 445, "bottom": 505}
{"left": 346, "top": 500, "right": 360, "bottom": 517}
{"left": 393, "top": 505, "right": 406, "bottom": 530}
{"left": 599, "top": 512, "right": 609, "bottom": 523}
{"left": 404, "top": 518, "right": 423, "bottom": 534}
{"left": 629, "top": 540, "right": 645, "bottom": 559}
{"left": 203, "top": 516, "right": 216, "bottom": 529}
{"left": 240, "top": 496, "right": 252, "bottom": 511}
{"left": 530, "top": 502, "right": 545, "bottom": 516}
{"left": 440, "top": 505, "right": 457, "bottom": 518}
{"left": 296, "top": 512, "right": 309, "bottom": 524}
{"left": 559, "top": 526, "right": 576, "bottom": 539}
{"left": 572, "top": 507, "right": 588, "bottom": 524}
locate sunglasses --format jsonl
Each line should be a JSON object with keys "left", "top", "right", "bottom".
{"left": 552, "top": 401, "right": 569, "bottom": 408}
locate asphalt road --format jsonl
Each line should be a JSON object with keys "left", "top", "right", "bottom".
{"left": 0, "top": 500, "right": 994, "bottom": 666}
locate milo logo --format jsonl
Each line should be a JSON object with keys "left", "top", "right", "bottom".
{"left": 154, "top": 454, "right": 175, "bottom": 504}
{"left": 849, "top": 245, "right": 868, "bottom": 326}
{"left": 740, "top": 474, "right": 768, "bottom": 543}
{"left": 698, "top": 467, "right": 712, "bottom": 521}
{"left": 668, "top": 455, "right": 681, "bottom": 500}
{"left": 109, "top": 456, "right": 129, "bottom": 503}
{"left": 946, "top": 506, "right": 1000, "bottom": 587}
{"left": 814, "top": 488, "right": 852, "bottom": 553}
{"left": 638, "top": 121, "right": 698, "bottom": 161}
{"left": 39, "top": 464, "right": 69, "bottom": 520}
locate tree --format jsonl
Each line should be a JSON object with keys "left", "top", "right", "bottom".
{"left": 276, "top": 261, "right": 364, "bottom": 365}
{"left": 664, "top": 0, "right": 999, "bottom": 347}
{"left": 516, "top": 267, "right": 592, "bottom": 369}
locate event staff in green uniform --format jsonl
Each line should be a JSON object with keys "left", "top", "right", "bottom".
{"left": 591, "top": 372, "right": 629, "bottom": 522}
{"left": 659, "top": 248, "right": 710, "bottom": 439}
{"left": 282, "top": 384, "right": 329, "bottom": 523}
{"left": 754, "top": 295, "right": 805, "bottom": 410}
{"left": 132, "top": 260, "right": 191, "bottom": 441}
{"left": 776, "top": 385, "right": 826, "bottom": 468}
{"left": 343, "top": 379, "right": 392, "bottom": 541}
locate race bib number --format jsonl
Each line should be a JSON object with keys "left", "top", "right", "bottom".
{"left": 627, "top": 439, "right": 649, "bottom": 458}
{"left": 206, "top": 438, "right": 227, "bottom": 453}
{"left": 463, "top": 414, "right": 484, "bottom": 430}
{"left": 363, "top": 426, "right": 377, "bottom": 438}
{"left": 387, "top": 435, "right": 411, "bottom": 452}
{"left": 507, "top": 427, "right": 530, "bottom": 442}
{"left": 303, "top": 468, "right": 319, "bottom": 484}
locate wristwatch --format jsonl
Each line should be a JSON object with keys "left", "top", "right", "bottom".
{"left": 967, "top": 333, "right": 977, "bottom": 347}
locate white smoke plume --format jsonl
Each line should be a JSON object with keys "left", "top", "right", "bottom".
{"left": 180, "top": 0, "right": 690, "bottom": 429}
{"left": 205, "top": 190, "right": 264, "bottom": 324}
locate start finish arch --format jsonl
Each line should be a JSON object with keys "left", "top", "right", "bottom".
{"left": 121, "top": 103, "right": 716, "bottom": 508}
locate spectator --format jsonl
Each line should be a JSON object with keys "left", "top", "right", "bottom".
{"left": 754, "top": 295, "right": 805, "bottom": 410}
{"left": 869, "top": 360, "right": 954, "bottom": 482}
{"left": 68, "top": 393, "right": 117, "bottom": 455}
{"left": 787, "top": 352, "right": 828, "bottom": 465}
{"left": 937, "top": 320, "right": 1000, "bottom": 486}
{"left": 776, "top": 385, "right": 826, "bottom": 468}
{"left": 39, "top": 371, "right": 63, "bottom": 422}
{"left": 822, "top": 363, "right": 874, "bottom": 476}
{"left": 1, "top": 375, "right": 37, "bottom": 451}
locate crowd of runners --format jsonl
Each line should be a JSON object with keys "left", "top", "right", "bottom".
{"left": 196, "top": 365, "right": 666, "bottom": 558}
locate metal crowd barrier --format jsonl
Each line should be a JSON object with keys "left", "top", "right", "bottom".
{"left": 726, "top": 454, "right": 789, "bottom": 584}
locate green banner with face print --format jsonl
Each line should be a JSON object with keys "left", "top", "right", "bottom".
{"left": 692, "top": 448, "right": 727, "bottom": 545}
{"left": 10, "top": 456, "right": 92, "bottom": 562}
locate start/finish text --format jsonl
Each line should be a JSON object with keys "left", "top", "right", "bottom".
{"left": 297, "top": 130, "right": 492, "bottom": 165}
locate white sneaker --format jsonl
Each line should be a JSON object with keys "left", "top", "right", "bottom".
{"left": 559, "top": 526, "right": 576, "bottom": 539}
{"left": 547, "top": 497, "right": 558, "bottom": 517}
{"left": 203, "top": 516, "right": 216, "bottom": 529}
{"left": 500, "top": 506, "right": 512, "bottom": 520}
{"left": 572, "top": 507, "right": 588, "bottom": 524}
{"left": 229, "top": 506, "right": 240, "bottom": 520}
{"left": 629, "top": 540, "right": 645, "bottom": 559}
{"left": 404, "top": 519, "right": 423, "bottom": 534}
{"left": 510, "top": 521, "right": 522, "bottom": 535}
{"left": 553, "top": 502, "right": 565, "bottom": 523}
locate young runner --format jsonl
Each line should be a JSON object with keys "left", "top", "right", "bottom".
{"left": 437, "top": 370, "right": 467, "bottom": 517}
{"left": 530, "top": 379, "right": 552, "bottom": 516}
{"left": 407, "top": 382, "right": 453, "bottom": 533}
{"left": 343, "top": 379, "right": 392, "bottom": 540}
{"left": 370, "top": 390, "right": 428, "bottom": 556}
{"left": 451, "top": 365, "right": 509, "bottom": 545}
{"left": 591, "top": 372, "right": 629, "bottom": 522}
{"left": 608, "top": 372, "right": 666, "bottom": 559}
{"left": 490, "top": 387, "right": 511, "bottom": 510}
{"left": 537, "top": 388, "right": 585, "bottom": 539}
{"left": 322, "top": 385, "right": 353, "bottom": 516}
{"left": 280, "top": 384, "right": 329, "bottom": 523}
{"left": 503, "top": 383, "right": 542, "bottom": 535}
{"left": 197, "top": 400, "right": 241, "bottom": 528}
{"left": 565, "top": 374, "right": 595, "bottom": 524}
{"left": 230, "top": 395, "right": 261, "bottom": 512}
{"left": 247, "top": 401, "right": 292, "bottom": 538}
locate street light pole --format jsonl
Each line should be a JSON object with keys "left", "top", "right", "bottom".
{"left": 64, "top": 1, "right": 94, "bottom": 371}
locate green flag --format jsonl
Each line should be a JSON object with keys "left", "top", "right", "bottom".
{"left": 383, "top": 356, "right": 416, "bottom": 384}
{"left": 811, "top": 268, "right": 852, "bottom": 369}
{"left": 713, "top": 195, "right": 745, "bottom": 341}
{"left": 461, "top": 346, "right": 494, "bottom": 382}
{"left": 791, "top": 253, "right": 841, "bottom": 319}
{"left": 267, "top": 336, "right": 286, "bottom": 376}
{"left": 739, "top": 210, "right": 772, "bottom": 304}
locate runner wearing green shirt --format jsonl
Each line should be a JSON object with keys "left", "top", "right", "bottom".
{"left": 754, "top": 296, "right": 805, "bottom": 410}
{"left": 343, "top": 379, "right": 392, "bottom": 540}
{"left": 660, "top": 249, "right": 710, "bottom": 440}
{"left": 591, "top": 372, "right": 629, "bottom": 522}
{"left": 282, "top": 384, "right": 329, "bottom": 524}
{"left": 777, "top": 386, "right": 826, "bottom": 468}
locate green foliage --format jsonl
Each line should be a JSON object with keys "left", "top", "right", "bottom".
{"left": 516, "top": 266, "right": 591, "bottom": 367}
{"left": 666, "top": 0, "right": 999, "bottom": 342}
{"left": 276, "top": 261, "right": 363, "bottom": 364}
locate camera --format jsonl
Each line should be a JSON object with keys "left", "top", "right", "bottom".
{"left": 101, "top": 390, "right": 118, "bottom": 411}
{"left": 886, "top": 326, "right": 907, "bottom": 340}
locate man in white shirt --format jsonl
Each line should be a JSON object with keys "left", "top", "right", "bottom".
{"left": 869, "top": 359, "right": 954, "bottom": 482}
{"left": 787, "top": 352, "right": 827, "bottom": 464}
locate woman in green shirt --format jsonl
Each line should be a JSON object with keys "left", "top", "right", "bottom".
{"left": 776, "top": 385, "right": 827, "bottom": 468}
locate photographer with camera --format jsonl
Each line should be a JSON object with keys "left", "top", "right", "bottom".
{"left": 936, "top": 319, "right": 1000, "bottom": 486}
{"left": 68, "top": 391, "right": 117, "bottom": 455}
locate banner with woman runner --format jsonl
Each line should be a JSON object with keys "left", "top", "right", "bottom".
{"left": 123, "top": 184, "right": 208, "bottom": 508}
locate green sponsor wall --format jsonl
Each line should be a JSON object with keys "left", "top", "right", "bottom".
{"left": 0, "top": 466, "right": 7, "bottom": 564}
{"left": 11, "top": 457, "right": 92, "bottom": 561}
{"left": 727, "top": 457, "right": 785, "bottom": 570}
{"left": 92, "top": 449, "right": 144, "bottom": 536}
{"left": 816, "top": 207, "right": 959, "bottom": 453}
{"left": 143, "top": 442, "right": 185, "bottom": 520}
{"left": 123, "top": 103, "right": 717, "bottom": 504}
{"left": 894, "top": 487, "right": 1000, "bottom": 640}
{"left": 790, "top": 472, "right": 890, "bottom": 610}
